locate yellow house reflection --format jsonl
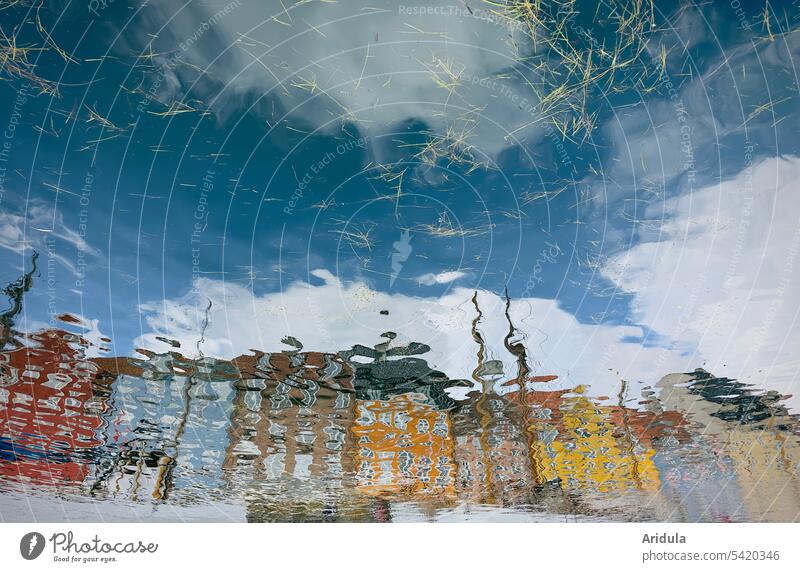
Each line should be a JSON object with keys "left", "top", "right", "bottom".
{"left": 526, "top": 388, "right": 661, "bottom": 493}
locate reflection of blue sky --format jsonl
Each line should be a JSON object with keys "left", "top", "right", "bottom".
{"left": 1, "top": 1, "right": 799, "bottom": 407}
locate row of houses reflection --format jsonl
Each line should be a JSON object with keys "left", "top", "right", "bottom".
{"left": 2, "top": 324, "right": 800, "bottom": 520}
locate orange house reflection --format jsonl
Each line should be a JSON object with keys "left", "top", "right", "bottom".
{"left": 352, "top": 393, "right": 456, "bottom": 498}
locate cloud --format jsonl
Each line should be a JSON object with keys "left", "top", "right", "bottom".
{"left": 121, "top": 0, "right": 545, "bottom": 157}
{"left": 602, "top": 155, "right": 800, "bottom": 409}
{"left": 0, "top": 200, "right": 99, "bottom": 275}
{"left": 416, "top": 270, "right": 466, "bottom": 286}
{"left": 596, "top": 28, "right": 800, "bottom": 205}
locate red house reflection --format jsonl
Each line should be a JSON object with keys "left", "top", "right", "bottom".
{"left": 0, "top": 329, "right": 106, "bottom": 485}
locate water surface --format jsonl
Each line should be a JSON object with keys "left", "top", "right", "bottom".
{"left": 2, "top": 0, "right": 800, "bottom": 522}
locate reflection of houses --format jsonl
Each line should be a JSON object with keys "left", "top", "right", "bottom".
{"left": 343, "top": 336, "right": 461, "bottom": 500}
{"left": 449, "top": 293, "right": 538, "bottom": 506}
{"left": 451, "top": 385, "right": 672, "bottom": 508}
{"left": 10, "top": 321, "right": 800, "bottom": 521}
{"left": 450, "top": 293, "right": 668, "bottom": 509}
{"left": 353, "top": 393, "right": 455, "bottom": 498}
{"left": 526, "top": 388, "right": 661, "bottom": 493}
{"left": 0, "top": 329, "right": 106, "bottom": 485}
{"left": 723, "top": 426, "right": 800, "bottom": 522}
{"left": 223, "top": 350, "right": 358, "bottom": 520}
{"left": 451, "top": 391, "right": 535, "bottom": 506}
{"left": 657, "top": 370, "right": 800, "bottom": 522}
{"left": 447, "top": 385, "right": 701, "bottom": 524}
{"left": 91, "top": 439, "right": 173, "bottom": 502}
{"left": 455, "top": 293, "right": 667, "bottom": 510}
{"left": 224, "top": 351, "right": 355, "bottom": 482}
{"left": 226, "top": 337, "right": 466, "bottom": 519}
{"left": 89, "top": 352, "right": 237, "bottom": 503}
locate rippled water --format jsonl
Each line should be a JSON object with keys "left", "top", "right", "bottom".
{"left": 2, "top": 0, "right": 800, "bottom": 524}
{"left": 2, "top": 321, "right": 799, "bottom": 522}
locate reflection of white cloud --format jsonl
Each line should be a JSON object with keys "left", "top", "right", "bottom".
{"left": 70, "top": 314, "right": 110, "bottom": 359}
{"left": 599, "top": 31, "right": 800, "bottom": 202}
{"left": 416, "top": 270, "right": 466, "bottom": 286}
{"left": 0, "top": 200, "right": 99, "bottom": 274}
{"left": 603, "top": 155, "right": 800, "bottom": 409}
{"left": 124, "top": 0, "right": 543, "bottom": 156}
{"left": 137, "top": 269, "right": 692, "bottom": 401}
